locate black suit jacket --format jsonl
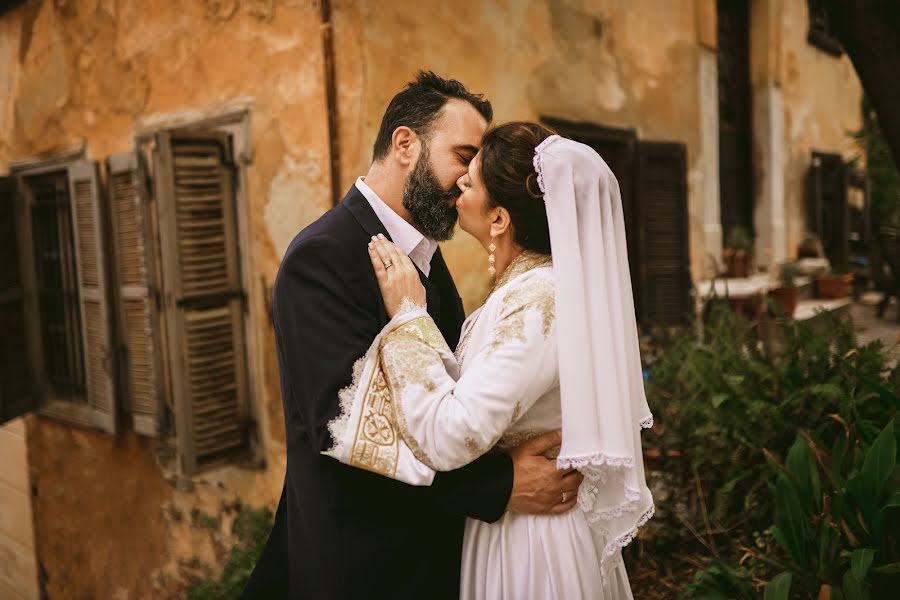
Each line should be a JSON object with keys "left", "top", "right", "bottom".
{"left": 243, "top": 186, "right": 514, "bottom": 599}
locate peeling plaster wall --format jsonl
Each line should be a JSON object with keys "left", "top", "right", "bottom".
{"left": 1, "top": 1, "right": 327, "bottom": 597}
{"left": 780, "top": 0, "right": 863, "bottom": 259}
{"left": 0, "top": 0, "right": 868, "bottom": 597}
{"left": 333, "top": 0, "right": 707, "bottom": 308}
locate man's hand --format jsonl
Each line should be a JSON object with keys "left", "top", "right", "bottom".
{"left": 507, "top": 430, "right": 583, "bottom": 515}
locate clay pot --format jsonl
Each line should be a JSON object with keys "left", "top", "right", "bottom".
{"left": 815, "top": 273, "right": 854, "bottom": 299}
{"left": 769, "top": 286, "right": 799, "bottom": 316}
{"left": 723, "top": 249, "right": 751, "bottom": 278}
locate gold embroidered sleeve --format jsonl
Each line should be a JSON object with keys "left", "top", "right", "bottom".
{"left": 377, "top": 274, "right": 559, "bottom": 472}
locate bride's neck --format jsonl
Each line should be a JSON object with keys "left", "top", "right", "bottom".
{"left": 493, "top": 244, "right": 524, "bottom": 284}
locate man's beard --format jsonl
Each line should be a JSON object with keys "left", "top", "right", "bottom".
{"left": 402, "top": 145, "right": 459, "bottom": 242}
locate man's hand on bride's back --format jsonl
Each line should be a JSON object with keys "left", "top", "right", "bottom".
{"left": 368, "top": 234, "right": 426, "bottom": 318}
{"left": 507, "top": 430, "right": 583, "bottom": 515}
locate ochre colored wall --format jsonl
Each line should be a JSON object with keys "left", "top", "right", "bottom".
{"left": 2, "top": 1, "right": 326, "bottom": 596}
{"left": 0, "top": 1, "right": 868, "bottom": 597}
{"left": 333, "top": 0, "right": 707, "bottom": 307}
{"left": 779, "top": 0, "right": 864, "bottom": 258}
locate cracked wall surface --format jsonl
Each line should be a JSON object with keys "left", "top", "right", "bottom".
{"left": 0, "top": 1, "right": 864, "bottom": 597}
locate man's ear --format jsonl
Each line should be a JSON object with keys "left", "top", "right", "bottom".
{"left": 489, "top": 206, "right": 512, "bottom": 239}
{"left": 391, "top": 126, "right": 418, "bottom": 167}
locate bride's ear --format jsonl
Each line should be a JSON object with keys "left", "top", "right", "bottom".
{"left": 489, "top": 206, "right": 512, "bottom": 239}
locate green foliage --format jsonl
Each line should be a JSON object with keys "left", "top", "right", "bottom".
{"left": 637, "top": 302, "right": 899, "bottom": 597}
{"left": 187, "top": 506, "right": 274, "bottom": 600}
{"left": 777, "top": 261, "right": 798, "bottom": 288}
{"left": 854, "top": 96, "right": 900, "bottom": 226}
{"left": 725, "top": 225, "right": 754, "bottom": 252}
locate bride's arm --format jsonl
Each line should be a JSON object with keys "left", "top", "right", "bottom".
{"left": 381, "top": 286, "right": 557, "bottom": 472}
{"left": 370, "top": 237, "right": 558, "bottom": 472}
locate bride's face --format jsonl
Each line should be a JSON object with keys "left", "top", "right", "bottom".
{"left": 455, "top": 151, "right": 496, "bottom": 246}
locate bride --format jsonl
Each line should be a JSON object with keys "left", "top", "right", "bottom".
{"left": 324, "top": 123, "right": 654, "bottom": 599}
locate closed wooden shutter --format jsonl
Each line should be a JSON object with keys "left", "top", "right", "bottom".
{"left": 155, "top": 131, "right": 249, "bottom": 472}
{"left": 107, "top": 152, "right": 163, "bottom": 436}
{"left": 0, "top": 177, "right": 34, "bottom": 423}
{"left": 636, "top": 142, "right": 692, "bottom": 327}
{"left": 67, "top": 161, "right": 117, "bottom": 432}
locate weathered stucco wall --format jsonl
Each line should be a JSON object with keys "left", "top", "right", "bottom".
{"left": 0, "top": 0, "right": 868, "bottom": 597}
{"left": 0, "top": 418, "right": 39, "bottom": 600}
{"left": 779, "top": 0, "right": 863, "bottom": 258}
{"left": 1, "top": 0, "right": 329, "bottom": 596}
{"left": 333, "top": 0, "right": 707, "bottom": 308}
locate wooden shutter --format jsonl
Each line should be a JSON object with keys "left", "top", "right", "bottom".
{"left": 107, "top": 152, "right": 163, "bottom": 436}
{"left": 155, "top": 131, "right": 249, "bottom": 473}
{"left": 636, "top": 141, "right": 692, "bottom": 327}
{"left": 66, "top": 161, "right": 117, "bottom": 432}
{"left": 0, "top": 177, "right": 34, "bottom": 423}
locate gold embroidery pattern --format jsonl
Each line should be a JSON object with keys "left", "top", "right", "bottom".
{"left": 456, "top": 251, "right": 553, "bottom": 364}
{"left": 488, "top": 251, "right": 553, "bottom": 297}
{"left": 485, "top": 275, "right": 556, "bottom": 358}
{"left": 464, "top": 436, "right": 483, "bottom": 461}
{"left": 348, "top": 367, "right": 399, "bottom": 477}
{"left": 380, "top": 315, "right": 450, "bottom": 471}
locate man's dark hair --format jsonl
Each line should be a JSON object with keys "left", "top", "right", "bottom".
{"left": 372, "top": 71, "right": 493, "bottom": 162}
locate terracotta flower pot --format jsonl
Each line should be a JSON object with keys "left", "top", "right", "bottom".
{"left": 723, "top": 249, "right": 751, "bottom": 278}
{"left": 769, "top": 286, "right": 799, "bottom": 316}
{"left": 815, "top": 273, "right": 854, "bottom": 299}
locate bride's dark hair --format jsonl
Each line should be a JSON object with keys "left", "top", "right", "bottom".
{"left": 479, "top": 122, "right": 555, "bottom": 255}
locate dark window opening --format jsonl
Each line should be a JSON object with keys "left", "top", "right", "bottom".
{"left": 807, "top": 0, "right": 843, "bottom": 57}
{"left": 27, "top": 171, "right": 86, "bottom": 401}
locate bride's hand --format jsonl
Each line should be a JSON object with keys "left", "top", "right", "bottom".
{"left": 368, "top": 234, "right": 426, "bottom": 318}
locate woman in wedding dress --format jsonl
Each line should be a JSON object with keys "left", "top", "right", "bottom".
{"left": 324, "top": 123, "right": 654, "bottom": 599}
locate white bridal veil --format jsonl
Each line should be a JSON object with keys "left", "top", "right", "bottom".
{"left": 535, "top": 134, "right": 655, "bottom": 559}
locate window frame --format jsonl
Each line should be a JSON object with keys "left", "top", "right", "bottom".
{"left": 10, "top": 149, "right": 118, "bottom": 431}
{"left": 133, "top": 103, "right": 264, "bottom": 476}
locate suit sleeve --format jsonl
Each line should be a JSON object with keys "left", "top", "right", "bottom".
{"left": 275, "top": 234, "right": 513, "bottom": 523}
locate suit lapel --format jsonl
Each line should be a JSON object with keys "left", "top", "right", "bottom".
{"left": 340, "top": 185, "right": 443, "bottom": 327}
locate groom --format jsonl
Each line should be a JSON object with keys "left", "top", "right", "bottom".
{"left": 244, "top": 72, "right": 581, "bottom": 599}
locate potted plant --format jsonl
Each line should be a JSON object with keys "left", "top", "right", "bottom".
{"left": 816, "top": 257, "right": 855, "bottom": 299}
{"left": 769, "top": 261, "right": 799, "bottom": 316}
{"left": 722, "top": 226, "right": 754, "bottom": 278}
{"left": 795, "top": 232, "right": 830, "bottom": 277}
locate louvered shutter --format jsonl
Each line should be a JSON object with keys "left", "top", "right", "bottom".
{"left": 155, "top": 131, "right": 249, "bottom": 472}
{"left": 67, "top": 161, "right": 117, "bottom": 432}
{"left": 107, "top": 152, "right": 163, "bottom": 436}
{"left": 0, "top": 177, "right": 34, "bottom": 423}
{"left": 636, "top": 142, "right": 692, "bottom": 326}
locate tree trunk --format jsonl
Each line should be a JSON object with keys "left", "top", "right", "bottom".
{"left": 823, "top": 1, "right": 900, "bottom": 172}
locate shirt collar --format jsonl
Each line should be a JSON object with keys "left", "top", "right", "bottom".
{"left": 355, "top": 177, "right": 438, "bottom": 262}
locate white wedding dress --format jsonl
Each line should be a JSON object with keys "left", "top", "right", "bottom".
{"left": 450, "top": 255, "right": 635, "bottom": 600}
{"left": 325, "top": 251, "right": 638, "bottom": 599}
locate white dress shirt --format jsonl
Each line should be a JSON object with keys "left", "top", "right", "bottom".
{"left": 355, "top": 177, "right": 438, "bottom": 277}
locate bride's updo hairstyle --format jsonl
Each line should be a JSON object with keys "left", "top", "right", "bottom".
{"left": 479, "top": 122, "right": 555, "bottom": 256}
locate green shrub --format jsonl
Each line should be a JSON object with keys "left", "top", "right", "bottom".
{"left": 634, "top": 302, "right": 899, "bottom": 598}
{"left": 187, "top": 506, "right": 273, "bottom": 600}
